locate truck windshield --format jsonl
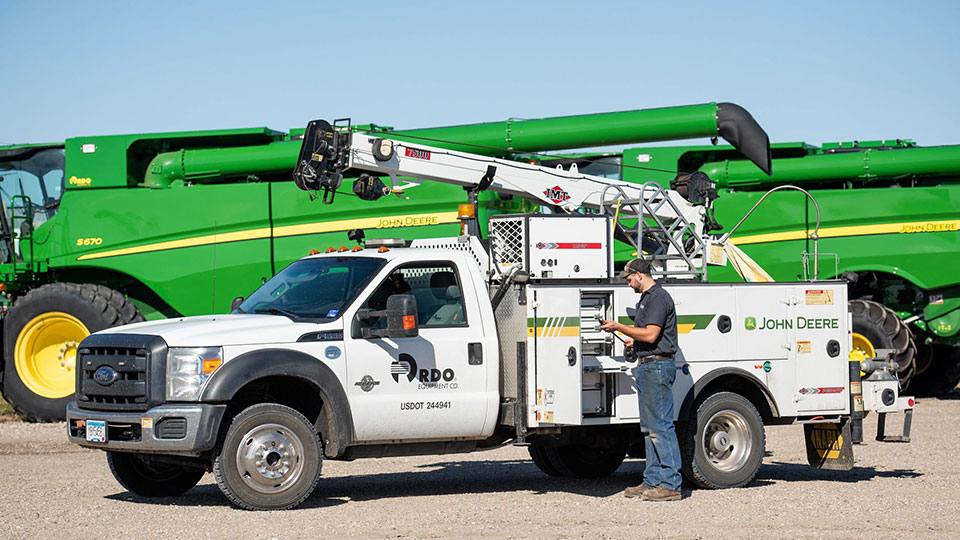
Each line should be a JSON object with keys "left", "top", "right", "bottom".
{"left": 237, "top": 257, "right": 385, "bottom": 320}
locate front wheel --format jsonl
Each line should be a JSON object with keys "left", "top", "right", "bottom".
{"left": 213, "top": 403, "right": 322, "bottom": 511}
{"left": 107, "top": 452, "right": 205, "bottom": 497}
{"left": 680, "top": 392, "right": 765, "bottom": 489}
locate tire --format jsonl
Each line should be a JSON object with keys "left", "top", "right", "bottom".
{"left": 107, "top": 452, "right": 205, "bottom": 497}
{"left": 1, "top": 283, "right": 144, "bottom": 422}
{"left": 849, "top": 299, "right": 916, "bottom": 388}
{"left": 909, "top": 343, "right": 960, "bottom": 397}
{"left": 680, "top": 392, "right": 765, "bottom": 489}
{"left": 528, "top": 443, "right": 562, "bottom": 476}
{"left": 539, "top": 444, "right": 626, "bottom": 478}
{"left": 214, "top": 403, "right": 322, "bottom": 511}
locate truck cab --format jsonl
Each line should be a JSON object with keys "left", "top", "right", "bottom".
{"left": 66, "top": 236, "right": 501, "bottom": 509}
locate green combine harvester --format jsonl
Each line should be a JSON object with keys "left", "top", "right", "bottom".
{"left": 0, "top": 102, "right": 955, "bottom": 421}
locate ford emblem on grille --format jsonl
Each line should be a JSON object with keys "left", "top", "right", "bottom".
{"left": 93, "top": 366, "right": 120, "bottom": 386}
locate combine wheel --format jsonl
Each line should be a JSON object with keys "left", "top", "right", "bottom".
{"left": 680, "top": 392, "right": 765, "bottom": 489}
{"left": 107, "top": 452, "right": 205, "bottom": 497}
{"left": 214, "top": 403, "right": 322, "bottom": 511}
{"left": 1, "top": 283, "right": 144, "bottom": 422}
{"left": 909, "top": 343, "right": 960, "bottom": 397}
{"left": 849, "top": 299, "right": 917, "bottom": 388}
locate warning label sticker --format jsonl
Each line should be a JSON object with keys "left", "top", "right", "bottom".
{"left": 805, "top": 289, "right": 834, "bottom": 305}
{"left": 797, "top": 341, "right": 812, "bottom": 354}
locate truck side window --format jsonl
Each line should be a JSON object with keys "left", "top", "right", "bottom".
{"left": 366, "top": 262, "right": 467, "bottom": 327}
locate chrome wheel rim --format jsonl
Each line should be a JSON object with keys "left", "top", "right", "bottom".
{"left": 235, "top": 423, "right": 305, "bottom": 494}
{"left": 701, "top": 409, "right": 752, "bottom": 473}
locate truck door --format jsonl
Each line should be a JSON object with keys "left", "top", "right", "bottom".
{"left": 344, "top": 260, "right": 489, "bottom": 442}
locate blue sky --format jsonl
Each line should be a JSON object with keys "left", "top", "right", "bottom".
{"left": 2, "top": 1, "right": 959, "bottom": 148}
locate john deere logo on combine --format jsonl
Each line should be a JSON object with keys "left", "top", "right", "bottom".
{"left": 543, "top": 186, "right": 571, "bottom": 204}
{"left": 68, "top": 176, "right": 92, "bottom": 187}
{"left": 745, "top": 317, "right": 757, "bottom": 330}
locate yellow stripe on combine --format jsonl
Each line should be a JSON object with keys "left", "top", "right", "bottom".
{"left": 77, "top": 228, "right": 271, "bottom": 261}
{"left": 730, "top": 219, "right": 960, "bottom": 246}
{"left": 76, "top": 211, "right": 460, "bottom": 261}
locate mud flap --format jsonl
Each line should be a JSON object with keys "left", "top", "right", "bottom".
{"left": 804, "top": 421, "right": 854, "bottom": 470}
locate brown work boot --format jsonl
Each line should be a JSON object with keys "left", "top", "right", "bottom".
{"left": 640, "top": 485, "right": 682, "bottom": 502}
{"left": 622, "top": 483, "right": 653, "bottom": 498}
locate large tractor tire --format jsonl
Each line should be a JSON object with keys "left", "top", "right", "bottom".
{"left": 107, "top": 452, "right": 205, "bottom": 497}
{"left": 1, "top": 283, "right": 144, "bottom": 422}
{"left": 213, "top": 403, "right": 322, "bottom": 511}
{"left": 680, "top": 391, "right": 765, "bottom": 489}
{"left": 909, "top": 343, "right": 960, "bottom": 397}
{"left": 849, "top": 299, "right": 917, "bottom": 389}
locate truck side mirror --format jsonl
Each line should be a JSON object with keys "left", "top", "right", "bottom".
{"left": 357, "top": 294, "right": 419, "bottom": 339}
{"left": 230, "top": 296, "right": 244, "bottom": 312}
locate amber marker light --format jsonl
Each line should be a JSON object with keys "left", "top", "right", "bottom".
{"left": 202, "top": 358, "right": 222, "bottom": 374}
{"left": 457, "top": 204, "right": 475, "bottom": 220}
{"left": 403, "top": 315, "right": 415, "bottom": 330}
{"left": 352, "top": 246, "right": 363, "bottom": 252}
{"left": 378, "top": 246, "right": 390, "bottom": 253}
{"left": 325, "top": 247, "right": 336, "bottom": 253}
{"left": 309, "top": 249, "right": 320, "bottom": 255}
{"left": 338, "top": 246, "right": 349, "bottom": 252}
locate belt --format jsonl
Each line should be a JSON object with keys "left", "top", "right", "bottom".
{"left": 639, "top": 355, "right": 673, "bottom": 364}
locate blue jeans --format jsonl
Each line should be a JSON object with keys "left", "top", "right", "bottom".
{"left": 638, "top": 357, "right": 682, "bottom": 491}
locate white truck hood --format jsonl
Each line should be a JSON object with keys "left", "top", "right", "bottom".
{"left": 96, "top": 314, "right": 336, "bottom": 347}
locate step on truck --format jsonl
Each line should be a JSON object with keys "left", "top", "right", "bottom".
{"left": 65, "top": 121, "right": 914, "bottom": 510}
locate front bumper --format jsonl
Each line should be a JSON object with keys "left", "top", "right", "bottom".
{"left": 66, "top": 401, "right": 226, "bottom": 454}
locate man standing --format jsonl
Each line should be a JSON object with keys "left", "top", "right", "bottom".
{"left": 600, "top": 258, "right": 683, "bottom": 501}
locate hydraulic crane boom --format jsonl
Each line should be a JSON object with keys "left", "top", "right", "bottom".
{"left": 293, "top": 120, "right": 720, "bottom": 279}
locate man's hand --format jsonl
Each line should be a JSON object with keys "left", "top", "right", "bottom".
{"left": 599, "top": 320, "right": 620, "bottom": 332}
{"left": 624, "top": 337, "right": 634, "bottom": 349}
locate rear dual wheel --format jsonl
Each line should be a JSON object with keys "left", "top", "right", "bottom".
{"left": 528, "top": 442, "right": 626, "bottom": 478}
{"left": 680, "top": 392, "right": 765, "bottom": 489}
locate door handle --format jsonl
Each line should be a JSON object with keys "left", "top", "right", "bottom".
{"left": 468, "top": 343, "right": 483, "bottom": 365}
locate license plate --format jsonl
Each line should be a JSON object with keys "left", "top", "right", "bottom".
{"left": 86, "top": 419, "right": 107, "bottom": 443}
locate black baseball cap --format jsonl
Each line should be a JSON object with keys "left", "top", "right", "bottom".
{"left": 618, "top": 258, "right": 652, "bottom": 278}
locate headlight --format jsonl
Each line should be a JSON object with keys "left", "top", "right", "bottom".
{"left": 166, "top": 347, "right": 223, "bottom": 401}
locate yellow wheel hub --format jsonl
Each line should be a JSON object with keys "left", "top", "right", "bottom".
{"left": 14, "top": 312, "right": 90, "bottom": 399}
{"left": 851, "top": 332, "right": 876, "bottom": 358}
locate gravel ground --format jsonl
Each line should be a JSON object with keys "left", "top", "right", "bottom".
{"left": 0, "top": 392, "right": 957, "bottom": 539}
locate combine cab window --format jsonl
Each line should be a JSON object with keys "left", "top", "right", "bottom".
{"left": 0, "top": 147, "right": 65, "bottom": 229}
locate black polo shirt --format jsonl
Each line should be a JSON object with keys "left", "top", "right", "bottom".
{"left": 632, "top": 283, "right": 678, "bottom": 357}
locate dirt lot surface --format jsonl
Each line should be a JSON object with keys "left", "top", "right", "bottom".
{"left": 0, "top": 392, "right": 957, "bottom": 539}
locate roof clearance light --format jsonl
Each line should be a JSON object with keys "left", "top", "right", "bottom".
{"left": 352, "top": 246, "right": 363, "bottom": 252}
{"left": 458, "top": 204, "right": 476, "bottom": 220}
{"left": 378, "top": 246, "right": 390, "bottom": 253}
{"left": 338, "top": 246, "right": 349, "bottom": 252}
{"left": 309, "top": 249, "right": 320, "bottom": 255}
{"left": 366, "top": 238, "right": 407, "bottom": 248}
{"left": 325, "top": 247, "right": 336, "bottom": 253}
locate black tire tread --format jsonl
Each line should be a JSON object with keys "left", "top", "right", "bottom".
{"left": 2, "top": 282, "right": 144, "bottom": 422}
{"left": 528, "top": 443, "right": 563, "bottom": 477}
{"left": 107, "top": 452, "right": 204, "bottom": 497}
{"left": 849, "top": 299, "right": 916, "bottom": 388}
{"left": 681, "top": 391, "right": 765, "bottom": 490}
{"left": 213, "top": 403, "right": 322, "bottom": 511}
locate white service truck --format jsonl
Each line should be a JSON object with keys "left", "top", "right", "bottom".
{"left": 66, "top": 121, "right": 913, "bottom": 510}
